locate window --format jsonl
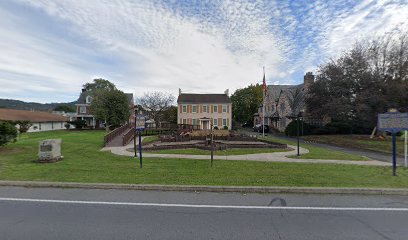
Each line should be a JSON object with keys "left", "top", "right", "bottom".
{"left": 192, "top": 119, "right": 196, "bottom": 125}
{"left": 213, "top": 118, "right": 218, "bottom": 126}
{"left": 222, "top": 105, "right": 227, "bottom": 113}
{"left": 183, "top": 119, "right": 187, "bottom": 124}
{"left": 223, "top": 118, "right": 227, "bottom": 126}
{"left": 182, "top": 105, "right": 187, "bottom": 113}
{"left": 213, "top": 105, "right": 218, "bottom": 113}
{"left": 80, "top": 106, "right": 86, "bottom": 114}
{"left": 86, "top": 96, "right": 92, "bottom": 103}
{"left": 203, "top": 105, "right": 207, "bottom": 113}
{"left": 280, "top": 103, "right": 285, "bottom": 112}
{"left": 192, "top": 105, "right": 197, "bottom": 113}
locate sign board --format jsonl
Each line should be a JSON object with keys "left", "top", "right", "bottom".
{"left": 135, "top": 114, "right": 146, "bottom": 129}
{"left": 377, "top": 111, "right": 408, "bottom": 176}
{"left": 377, "top": 112, "right": 408, "bottom": 133}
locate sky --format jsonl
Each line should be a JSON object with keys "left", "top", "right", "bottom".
{"left": 1, "top": 0, "right": 407, "bottom": 103}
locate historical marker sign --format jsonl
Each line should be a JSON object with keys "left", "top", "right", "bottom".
{"left": 378, "top": 112, "right": 408, "bottom": 132}
{"left": 135, "top": 114, "right": 146, "bottom": 129}
{"left": 377, "top": 111, "right": 408, "bottom": 176}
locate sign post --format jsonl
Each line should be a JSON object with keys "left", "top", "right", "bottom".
{"left": 405, "top": 130, "right": 407, "bottom": 168}
{"left": 135, "top": 114, "right": 146, "bottom": 169}
{"left": 377, "top": 111, "right": 408, "bottom": 176}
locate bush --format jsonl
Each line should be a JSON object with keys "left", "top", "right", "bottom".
{"left": 69, "top": 119, "right": 87, "bottom": 129}
{"left": 64, "top": 123, "right": 71, "bottom": 129}
{"left": 324, "top": 122, "right": 352, "bottom": 134}
{"left": 284, "top": 120, "right": 312, "bottom": 136}
{"left": 223, "top": 125, "right": 228, "bottom": 130}
{"left": 0, "top": 121, "right": 18, "bottom": 146}
{"left": 15, "top": 121, "right": 32, "bottom": 133}
{"left": 213, "top": 126, "right": 219, "bottom": 130}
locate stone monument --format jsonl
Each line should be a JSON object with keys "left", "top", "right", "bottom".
{"left": 38, "top": 139, "right": 63, "bottom": 163}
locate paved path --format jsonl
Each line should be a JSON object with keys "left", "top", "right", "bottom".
{"left": 1, "top": 186, "right": 408, "bottom": 240}
{"left": 101, "top": 140, "right": 389, "bottom": 166}
{"left": 244, "top": 130, "right": 405, "bottom": 165}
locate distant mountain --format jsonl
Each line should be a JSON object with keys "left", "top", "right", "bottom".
{"left": 0, "top": 99, "right": 77, "bottom": 112}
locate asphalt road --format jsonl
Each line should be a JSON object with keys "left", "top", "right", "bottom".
{"left": 1, "top": 187, "right": 408, "bottom": 239}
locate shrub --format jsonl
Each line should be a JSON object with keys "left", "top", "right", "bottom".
{"left": 284, "top": 120, "right": 312, "bottom": 136}
{"left": 64, "top": 123, "right": 71, "bottom": 129}
{"left": 324, "top": 122, "right": 352, "bottom": 134}
{"left": 223, "top": 125, "right": 228, "bottom": 130}
{"left": 213, "top": 126, "right": 219, "bottom": 130}
{"left": 15, "top": 121, "right": 32, "bottom": 133}
{"left": 0, "top": 121, "right": 18, "bottom": 146}
{"left": 69, "top": 119, "right": 87, "bottom": 129}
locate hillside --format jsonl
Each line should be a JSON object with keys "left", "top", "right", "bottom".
{"left": 0, "top": 99, "right": 76, "bottom": 112}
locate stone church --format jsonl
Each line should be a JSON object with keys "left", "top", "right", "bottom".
{"left": 254, "top": 72, "right": 328, "bottom": 132}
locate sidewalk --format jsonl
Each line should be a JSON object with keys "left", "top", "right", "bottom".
{"left": 101, "top": 140, "right": 389, "bottom": 166}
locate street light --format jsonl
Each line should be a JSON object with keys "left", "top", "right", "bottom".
{"left": 296, "top": 111, "right": 303, "bottom": 156}
{"left": 134, "top": 107, "right": 138, "bottom": 158}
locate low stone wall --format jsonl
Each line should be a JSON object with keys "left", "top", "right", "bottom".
{"left": 143, "top": 141, "right": 287, "bottom": 152}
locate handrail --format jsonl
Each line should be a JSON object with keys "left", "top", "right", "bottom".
{"left": 103, "top": 123, "right": 130, "bottom": 146}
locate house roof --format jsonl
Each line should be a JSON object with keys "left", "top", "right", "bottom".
{"left": 177, "top": 93, "right": 231, "bottom": 104}
{"left": 0, "top": 108, "right": 69, "bottom": 122}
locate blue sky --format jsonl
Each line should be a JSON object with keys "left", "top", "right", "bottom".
{"left": 1, "top": 0, "right": 407, "bottom": 103}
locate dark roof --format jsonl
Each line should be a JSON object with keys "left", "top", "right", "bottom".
{"left": 76, "top": 91, "right": 90, "bottom": 104}
{"left": 177, "top": 94, "right": 231, "bottom": 104}
{"left": 125, "top": 93, "right": 134, "bottom": 105}
{"left": 0, "top": 109, "right": 69, "bottom": 122}
{"left": 76, "top": 91, "right": 134, "bottom": 105}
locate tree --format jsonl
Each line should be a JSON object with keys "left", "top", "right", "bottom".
{"left": 162, "top": 106, "right": 178, "bottom": 124}
{"left": 54, "top": 104, "right": 75, "bottom": 113}
{"left": 83, "top": 78, "right": 116, "bottom": 92}
{"left": 307, "top": 31, "right": 408, "bottom": 133}
{"left": 230, "top": 84, "right": 263, "bottom": 125}
{"left": 90, "top": 89, "right": 130, "bottom": 130}
{"left": 15, "top": 121, "right": 32, "bottom": 134}
{"left": 138, "top": 92, "right": 175, "bottom": 126}
{"left": 0, "top": 121, "right": 17, "bottom": 146}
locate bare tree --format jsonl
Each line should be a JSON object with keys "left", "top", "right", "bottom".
{"left": 138, "top": 92, "right": 175, "bottom": 127}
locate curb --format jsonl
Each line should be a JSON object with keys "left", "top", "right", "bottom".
{"left": 1, "top": 181, "right": 408, "bottom": 195}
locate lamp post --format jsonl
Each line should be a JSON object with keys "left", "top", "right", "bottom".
{"left": 133, "top": 107, "right": 138, "bottom": 158}
{"left": 296, "top": 111, "right": 303, "bottom": 156}
{"left": 210, "top": 120, "right": 214, "bottom": 167}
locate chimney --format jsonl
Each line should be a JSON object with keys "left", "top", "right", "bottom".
{"left": 82, "top": 88, "right": 87, "bottom": 93}
{"left": 224, "top": 89, "right": 229, "bottom": 96}
{"left": 304, "top": 72, "right": 314, "bottom": 90}
{"left": 178, "top": 88, "right": 182, "bottom": 96}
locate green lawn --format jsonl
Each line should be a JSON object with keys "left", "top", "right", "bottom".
{"left": 145, "top": 148, "right": 290, "bottom": 155}
{"left": 259, "top": 136, "right": 368, "bottom": 161}
{"left": 301, "top": 134, "right": 406, "bottom": 156}
{"left": 142, "top": 135, "right": 159, "bottom": 144}
{"left": 2, "top": 130, "right": 408, "bottom": 188}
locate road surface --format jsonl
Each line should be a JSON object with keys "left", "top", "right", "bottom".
{"left": 1, "top": 186, "right": 408, "bottom": 239}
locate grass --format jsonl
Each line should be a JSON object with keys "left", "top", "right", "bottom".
{"left": 259, "top": 135, "right": 368, "bottom": 161}
{"left": 146, "top": 148, "right": 290, "bottom": 155}
{"left": 2, "top": 130, "right": 408, "bottom": 188}
{"left": 142, "top": 135, "right": 159, "bottom": 144}
{"left": 301, "top": 134, "right": 406, "bottom": 156}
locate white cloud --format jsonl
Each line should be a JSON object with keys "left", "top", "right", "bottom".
{"left": 0, "top": 0, "right": 407, "bottom": 103}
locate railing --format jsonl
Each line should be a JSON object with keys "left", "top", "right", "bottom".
{"left": 122, "top": 128, "right": 134, "bottom": 146}
{"left": 103, "top": 123, "right": 130, "bottom": 146}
